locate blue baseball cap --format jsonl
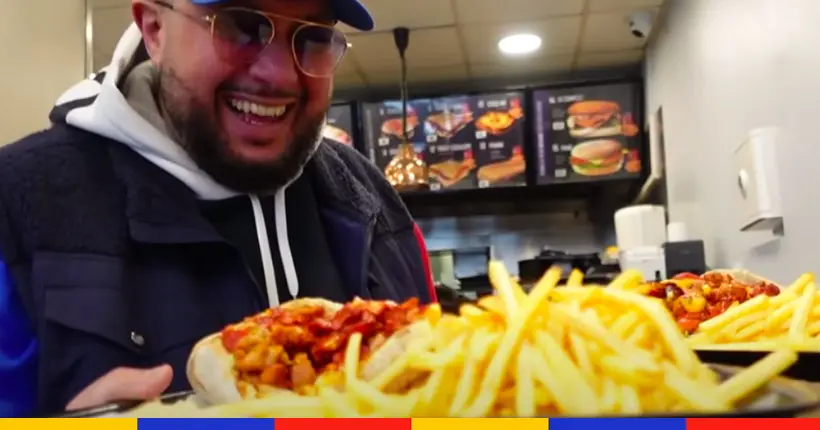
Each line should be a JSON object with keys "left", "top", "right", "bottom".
{"left": 191, "top": 0, "right": 375, "bottom": 31}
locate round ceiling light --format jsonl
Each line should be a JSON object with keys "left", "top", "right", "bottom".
{"left": 498, "top": 33, "right": 542, "bottom": 55}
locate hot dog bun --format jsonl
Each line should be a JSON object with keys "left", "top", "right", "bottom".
{"left": 703, "top": 269, "right": 782, "bottom": 288}
{"left": 186, "top": 298, "right": 429, "bottom": 405}
{"left": 187, "top": 298, "right": 342, "bottom": 405}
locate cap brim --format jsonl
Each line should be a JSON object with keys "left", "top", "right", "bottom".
{"left": 190, "top": 0, "right": 374, "bottom": 31}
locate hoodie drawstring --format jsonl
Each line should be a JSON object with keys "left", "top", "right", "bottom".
{"left": 274, "top": 189, "right": 300, "bottom": 299}
{"left": 250, "top": 192, "right": 300, "bottom": 307}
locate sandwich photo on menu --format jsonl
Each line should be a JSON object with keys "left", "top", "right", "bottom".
{"left": 425, "top": 110, "right": 474, "bottom": 139}
{"left": 381, "top": 115, "right": 419, "bottom": 139}
{"left": 477, "top": 146, "right": 526, "bottom": 184}
{"left": 475, "top": 111, "right": 517, "bottom": 135}
{"left": 475, "top": 98, "right": 523, "bottom": 135}
{"left": 429, "top": 151, "right": 476, "bottom": 188}
{"left": 569, "top": 139, "right": 625, "bottom": 176}
{"left": 322, "top": 124, "right": 352, "bottom": 146}
{"left": 566, "top": 100, "right": 623, "bottom": 138}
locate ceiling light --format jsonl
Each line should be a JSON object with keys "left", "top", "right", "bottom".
{"left": 498, "top": 33, "right": 542, "bottom": 55}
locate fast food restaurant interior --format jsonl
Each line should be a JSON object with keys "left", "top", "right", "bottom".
{"left": 5, "top": 0, "right": 820, "bottom": 419}
{"left": 42, "top": 0, "right": 814, "bottom": 293}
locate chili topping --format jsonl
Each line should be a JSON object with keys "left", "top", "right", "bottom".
{"left": 220, "top": 298, "right": 426, "bottom": 394}
{"left": 643, "top": 272, "right": 779, "bottom": 334}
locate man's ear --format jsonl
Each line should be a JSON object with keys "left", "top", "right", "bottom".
{"left": 132, "top": 1, "right": 163, "bottom": 63}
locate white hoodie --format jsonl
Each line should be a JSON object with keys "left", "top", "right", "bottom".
{"left": 52, "top": 24, "right": 319, "bottom": 307}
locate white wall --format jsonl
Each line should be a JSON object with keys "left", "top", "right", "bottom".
{"left": 645, "top": 0, "right": 820, "bottom": 283}
{"left": 0, "top": 0, "right": 88, "bottom": 143}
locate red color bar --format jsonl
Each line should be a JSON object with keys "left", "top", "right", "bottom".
{"left": 688, "top": 418, "right": 820, "bottom": 430}
{"left": 276, "top": 418, "right": 412, "bottom": 430}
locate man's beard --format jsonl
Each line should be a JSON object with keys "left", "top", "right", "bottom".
{"left": 156, "top": 67, "right": 324, "bottom": 194}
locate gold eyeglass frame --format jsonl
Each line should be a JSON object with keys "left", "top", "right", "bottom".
{"left": 151, "top": 0, "right": 348, "bottom": 78}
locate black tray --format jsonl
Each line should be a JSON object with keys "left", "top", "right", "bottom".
{"left": 52, "top": 391, "right": 195, "bottom": 418}
{"left": 697, "top": 350, "right": 820, "bottom": 382}
{"left": 50, "top": 364, "right": 820, "bottom": 418}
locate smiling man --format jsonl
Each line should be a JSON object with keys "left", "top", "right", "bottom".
{"left": 0, "top": 0, "right": 436, "bottom": 417}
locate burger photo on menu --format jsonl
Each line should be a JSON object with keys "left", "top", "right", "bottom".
{"left": 477, "top": 145, "right": 526, "bottom": 185}
{"left": 429, "top": 152, "right": 476, "bottom": 188}
{"left": 322, "top": 124, "right": 352, "bottom": 146}
{"left": 425, "top": 109, "right": 474, "bottom": 139}
{"left": 566, "top": 100, "right": 623, "bottom": 138}
{"left": 569, "top": 139, "right": 625, "bottom": 176}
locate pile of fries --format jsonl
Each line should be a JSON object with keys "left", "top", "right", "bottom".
{"left": 131, "top": 262, "right": 799, "bottom": 418}
{"left": 687, "top": 274, "right": 820, "bottom": 351}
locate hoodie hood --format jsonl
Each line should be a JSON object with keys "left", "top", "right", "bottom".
{"left": 51, "top": 24, "right": 242, "bottom": 200}
{"left": 49, "top": 23, "right": 313, "bottom": 305}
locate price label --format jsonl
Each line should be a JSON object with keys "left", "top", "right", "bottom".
{"left": 555, "top": 168, "right": 567, "bottom": 179}
{"left": 552, "top": 121, "right": 565, "bottom": 131}
{"left": 426, "top": 134, "right": 438, "bottom": 143}
{"left": 378, "top": 137, "right": 389, "bottom": 147}
{"left": 430, "top": 183, "right": 441, "bottom": 191}
{"left": 475, "top": 130, "right": 487, "bottom": 139}
{"left": 478, "top": 180, "right": 490, "bottom": 189}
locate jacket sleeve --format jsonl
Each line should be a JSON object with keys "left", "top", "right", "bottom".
{"left": 411, "top": 223, "right": 437, "bottom": 303}
{"left": 0, "top": 255, "right": 38, "bottom": 417}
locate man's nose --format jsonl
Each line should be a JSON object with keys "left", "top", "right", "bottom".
{"left": 247, "top": 38, "right": 300, "bottom": 89}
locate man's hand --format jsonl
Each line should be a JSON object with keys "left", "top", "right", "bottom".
{"left": 65, "top": 365, "right": 173, "bottom": 411}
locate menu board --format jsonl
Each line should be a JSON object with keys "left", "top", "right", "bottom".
{"left": 362, "top": 99, "right": 431, "bottom": 180}
{"left": 533, "top": 83, "right": 642, "bottom": 184}
{"left": 323, "top": 104, "right": 355, "bottom": 147}
{"left": 362, "top": 91, "right": 526, "bottom": 191}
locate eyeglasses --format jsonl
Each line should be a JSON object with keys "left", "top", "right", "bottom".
{"left": 152, "top": 0, "right": 348, "bottom": 78}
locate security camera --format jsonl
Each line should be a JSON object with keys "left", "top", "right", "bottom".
{"left": 628, "top": 11, "right": 654, "bottom": 39}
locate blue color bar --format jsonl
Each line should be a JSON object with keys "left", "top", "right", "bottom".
{"left": 550, "top": 418, "right": 687, "bottom": 430}
{"left": 138, "top": 418, "right": 275, "bottom": 430}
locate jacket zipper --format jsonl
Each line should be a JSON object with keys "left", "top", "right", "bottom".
{"left": 359, "top": 216, "right": 377, "bottom": 295}
{"left": 229, "top": 246, "right": 267, "bottom": 310}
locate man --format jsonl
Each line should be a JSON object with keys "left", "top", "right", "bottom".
{"left": 0, "top": 0, "right": 436, "bottom": 417}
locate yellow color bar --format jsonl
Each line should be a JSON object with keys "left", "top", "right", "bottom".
{"left": 0, "top": 418, "right": 138, "bottom": 430}
{"left": 413, "top": 418, "right": 548, "bottom": 430}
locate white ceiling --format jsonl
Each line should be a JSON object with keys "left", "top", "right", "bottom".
{"left": 90, "top": 0, "right": 664, "bottom": 91}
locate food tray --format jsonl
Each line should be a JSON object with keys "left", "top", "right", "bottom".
{"left": 697, "top": 350, "right": 820, "bottom": 382}
{"left": 50, "top": 364, "right": 820, "bottom": 418}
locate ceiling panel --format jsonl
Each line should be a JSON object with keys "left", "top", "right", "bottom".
{"left": 460, "top": 16, "right": 582, "bottom": 64}
{"left": 348, "top": 27, "right": 464, "bottom": 73}
{"left": 334, "top": 72, "right": 366, "bottom": 88}
{"left": 342, "top": 0, "right": 456, "bottom": 33}
{"left": 89, "top": 0, "right": 668, "bottom": 92}
{"left": 588, "top": 0, "right": 664, "bottom": 13}
{"left": 579, "top": 10, "right": 658, "bottom": 52}
{"left": 471, "top": 55, "right": 574, "bottom": 80}
{"left": 575, "top": 49, "right": 644, "bottom": 68}
{"left": 454, "top": 0, "right": 585, "bottom": 24}
{"left": 366, "top": 65, "right": 469, "bottom": 86}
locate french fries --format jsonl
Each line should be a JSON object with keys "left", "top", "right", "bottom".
{"left": 687, "top": 273, "right": 820, "bottom": 351}
{"left": 130, "top": 261, "right": 796, "bottom": 418}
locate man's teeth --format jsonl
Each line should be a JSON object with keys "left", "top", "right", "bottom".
{"left": 229, "top": 99, "right": 286, "bottom": 118}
